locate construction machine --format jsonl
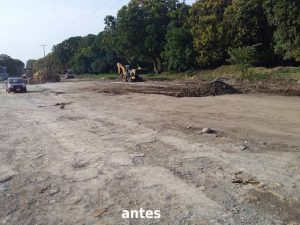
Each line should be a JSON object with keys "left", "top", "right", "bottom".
{"left": 27, "top": 64, "right": 60, "bottom": 84}
{"left": 117, "top": 63, "right": 142, "bottom": 82}
{"left": 65, "top": 69, "right": 76, "bottom": 79}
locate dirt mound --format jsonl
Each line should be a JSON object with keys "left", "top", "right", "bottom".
{"left": 93, "top": 81, "right": 239, "bottom": 98}
{"left": 176, "top": 81, "right": 239, "bottom": 97}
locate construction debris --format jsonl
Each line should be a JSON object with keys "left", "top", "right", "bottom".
{"left": 241, "top": 145, "right": 249, "bottom": 151}
{"left": 53, "top": 102, "right": 72, "bottom": 106}
{"left": 232, "top": 172, "right": 260, "bottom": 185}
{"left": 176, "top": 81, "right": 239, "bottom": 97}
{"left": 201, "top": 128, "right": 215, "bottom": 134}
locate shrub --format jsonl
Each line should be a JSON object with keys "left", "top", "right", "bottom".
{"left": 227, "top": 44, "right": 261, "bottom": 67}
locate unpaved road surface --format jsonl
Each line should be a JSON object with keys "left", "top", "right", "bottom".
{"left": 0, "top": 80, "right": 299, "bottom": 225}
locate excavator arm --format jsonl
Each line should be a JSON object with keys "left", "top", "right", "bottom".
{"left": 117, "top": 63, "right": 126, "bottom": 75}
{"left": 117, "top": 63, "right": 141, "bottom": 82}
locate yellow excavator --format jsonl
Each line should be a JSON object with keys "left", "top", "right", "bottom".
{"left": 27, "top": 64, "right": 60, "bottom": 84}
{"left": 117, "top": 63, "right": 142, "bottom": 82}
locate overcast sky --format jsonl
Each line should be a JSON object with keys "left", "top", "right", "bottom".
{"left": 0, "top": 0, "right": 195, "bottom": 63}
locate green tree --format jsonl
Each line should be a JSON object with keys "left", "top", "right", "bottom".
{"left": 52, "top": 36, "right": 83, "bottom": 70}
{"left": 227, "top": 44, "right": 260, "bottom": 66}
{"left": 78, "top": 34, "right": 96, "bottom": 50}
{"left": 0, "top": 54, "right": 24, "bottom": 76}
{"left": 90, "top": 33, "right": 118, "bottom": 72}
{"left": 189, "top": 0, "right": 231, "bottom": 67}
{"left": 162, "top": 3, "right": 194, "bottom": 71}
{"left": 224, "top": 0, "right": 273, "bottom": 64}
{"left": 162, "top": 27, "right": 194, "bottom": 71}
{"left": 107, "top": 3, "right": 148, "bottom": 67}
{"left": 106, "top": 0, "right": 181, "bottom": 73}
{"left": 26, "top": 59, "right": 37, "bottom": 69}
{"left": 264, "top": 0, "right": 300, "bottom": 61}
{"left": 142, "top": 0, "right": 179, "bottom": 73}
{"left": 227, "top": 44, "right": 261, "bottom": 79}
{"left": 69, "top": 32, "right": 118, "bottom": 73}
{"left": 70, "top": 48, "right": 93, "bottom": 73}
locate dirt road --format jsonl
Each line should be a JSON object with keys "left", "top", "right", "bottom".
{"left": 0, "top": 80, "right": 299, "bottom": 225}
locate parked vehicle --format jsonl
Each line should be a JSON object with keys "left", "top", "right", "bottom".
{"left": 6, "top": 77, "right": 27, "bottom": 93}
{"left": 65, "top": 70, "right": 76, "bottom": 79}
{"left": 27, "top": 65, "right": 60, "bottom": 84}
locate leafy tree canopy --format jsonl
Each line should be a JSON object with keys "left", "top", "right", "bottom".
{"left": 0, "top": 54, "right": 24, "bottom": 76}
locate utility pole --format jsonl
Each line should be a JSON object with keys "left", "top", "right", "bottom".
{"left": 41, "top": 44, "right": 48, "bottom": 65}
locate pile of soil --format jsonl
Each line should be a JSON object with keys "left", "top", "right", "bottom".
{"left": 84, "top": 76, "right": 300, "bottom": 98}
{"left": 94, "top": 81, "right": 239, "bottom": 98}
{"left": 175, "top": 81, "right": 239, "bottom": 97}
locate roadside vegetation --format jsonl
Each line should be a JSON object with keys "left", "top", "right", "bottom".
{"left": 0, "top": 54, "right": 24, "bottom": 77}
{"left": 25, "top": 0, "right": 299, "bottom": 80}
{"left": 80, "top": 65, "right": 300, "bottom": 82}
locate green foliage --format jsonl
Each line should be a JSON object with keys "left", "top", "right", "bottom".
{"left": 227, "top": 44, "right": 261, "bottom": 78}
{"left": 111, "top": 3, "right": 147, "bottom": 62}
{"left": 87, "top": 33, "right": 118, "bottom": 73}
{"left": 227, "top": 45, "right": 260, "bottom": 67}
{"left": 104, "top": 0, "right": 184, "bottom": 73}
{"left": 162, "top": 3, "right": 194, "bottom": 71}
{"left": 189, "top": 0, "right": 230, "bottom": 67}
{"left": 70, "top": 48, "right": 93, "bottom": 73}
{"left": 26, "top": 59, "right": 37, "bottom": 68}
{"left": 154, "top": 65, "right": 300, "bottom": 81}
{"left": 162, "top": 27, "right": 194, "bottom": 71}
{"left": 31, "top": 0, "right": 300, "bottom": 74}
{"left": 52, "top": 36, "right": 82, "bottom": 69}
{"left": 224, "top": 0, "right": 271, "bottom": 48}
{"left": 45, "top": 32, "right": 118, "bottom": 74}
{"left": 224, "top": 0, "right": 273, "bottom": 64}
{"left": 264, "top": 0, "right": 300, "bottom": 61}
{"left": 0, "top": 54, "right": 24, "bottom": 76}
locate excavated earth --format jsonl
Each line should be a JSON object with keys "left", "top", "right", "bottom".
{"left": 0, "top": 79, "right": 299, "bottom": 225}
{"left": 89, "top": 78, "right": 300, "bottom": 97}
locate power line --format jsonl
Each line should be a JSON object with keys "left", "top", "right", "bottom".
{"left": 62, "top": 0, "right": 100, "bottom": 35}
{"left": 44, "top": 1, "right": 110, "bottom": 52}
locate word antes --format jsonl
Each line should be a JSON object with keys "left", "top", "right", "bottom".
{"left": 122, "top": 208, "right": 161, "bottom": 219}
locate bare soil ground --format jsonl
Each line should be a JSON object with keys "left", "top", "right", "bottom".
{"left": 0, "top": 79, "right": 299, "bottom": 225}
{"left": 83, "top": 78, "right": 300, "bottom": 97}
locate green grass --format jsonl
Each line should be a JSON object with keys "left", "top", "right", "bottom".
{"left": 264, "top": 66, "right": 300, "bottom": 80}
{"left": 79, "top": 65, "right": 300, "bottom": 82}
{"left": 160, "top": 65, "right": 300, "bottom": 81}
{"left": 142, "top": 73, "right": 190, "bottom": 80}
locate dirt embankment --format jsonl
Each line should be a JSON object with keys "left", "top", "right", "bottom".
{"left": 176, "top": 81, "right": 239, "bottom": 97}
{"left": 233, "top": 78, "right": 300, "bottom": 96}
{"left": 92, "top": 78, "right": 300, "bottom": 98}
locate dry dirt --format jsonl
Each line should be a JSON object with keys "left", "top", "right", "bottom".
{"left": 84, "top": 78, "right": 300, "bottom": 97}
{"left": 0, "top": 80, "right": 299, "bottom": 225}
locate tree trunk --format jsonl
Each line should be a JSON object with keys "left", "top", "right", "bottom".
{"left": 153, "top": 57, "right": 163, "bottom": 74}
{"left": 153, "top": 60, "right": 158, "bottom": 74}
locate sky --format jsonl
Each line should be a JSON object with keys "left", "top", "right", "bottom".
{"left": 0, "top": 0, "right": 195, "bottom": 63}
